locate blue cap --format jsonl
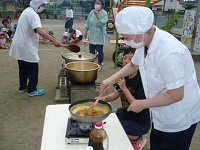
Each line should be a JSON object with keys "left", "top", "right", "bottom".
{"left": 66, "top": 3, "right": 71, "bottom": 7}
{"left": 48, "top": 31, "right": 54, "bottom": 35}
{"left": 99, "top": 0, "right": 105, "bottom": 6}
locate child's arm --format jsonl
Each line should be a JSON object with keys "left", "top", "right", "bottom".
{"left": 118, "top": 78, "right": 136, "bottom": 104}
{"left": 100, "top": 90, "right": 120, "bottom": 102}
{"left": 68, "top": 37, "right": 78, "bottom": 44}
{"left": 0, "top": 43, "right": 3, "bottom": 48}
{"left": 5, "top": 43, "right": 10, "bottom": 47}
{"left": 36, "top": 27, "right": 60, "bottom": 47}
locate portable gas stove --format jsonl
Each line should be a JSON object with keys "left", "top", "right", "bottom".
{"left": 65, "top": 117, "right": 95, "bottom": 144}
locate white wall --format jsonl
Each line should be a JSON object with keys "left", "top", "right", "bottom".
{"left": 152, "top": 0, "right": 185, "bottom": 11}
{"left": 176, "top": 1, "right": 185, "bottom": 11}
{"left": 164, "top": 0, "right": 178, "bottom": 11}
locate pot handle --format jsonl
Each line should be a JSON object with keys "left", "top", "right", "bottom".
{"left": 111, "top": 105, "right": 129, "bottom": 113}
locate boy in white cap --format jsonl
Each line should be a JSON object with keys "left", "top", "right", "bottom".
{"left": 1, "top": 27, "right": 9, "bottom": 40}
{"left": 9, "top": 0, "right": 61, "bottom": 97}
{"left": 0, "top": 31, "right": 10, "bottom": 49}
{"left": 100, "top": 6, "right": 200, "bottom": 150}
{"left": 61, "top": 32, "right": 69, "bottom": 43}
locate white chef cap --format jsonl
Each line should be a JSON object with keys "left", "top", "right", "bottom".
{"left": 30, "top": 0, "right": 48, "bottom": 11}
{"left": 115, "top": 6, "right": 154, "bottom": 35}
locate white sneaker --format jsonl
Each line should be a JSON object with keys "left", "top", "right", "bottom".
{"left": 98, "top": 63, "right": 103, "bottom": 71}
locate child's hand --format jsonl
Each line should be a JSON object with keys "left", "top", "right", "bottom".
{"left": 118, "top": 78, "right": 127, "bottom": 91}
{"left": 7, "top": 23, "right": 11, "bottom": 29}
{"left": 66, "top": 41, "right": 70, "bottom": 44}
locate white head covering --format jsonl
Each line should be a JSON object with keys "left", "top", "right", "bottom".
{"left": 30, "top": 0, "right": 48, "bottom": 12}
{"left": 63, "top": 32, "right": 69, "bottom": 36}
{"left": 115, "top": 6, "right": 154, "bottom": 35}
{"left": 1, "top": 28, "right": 8, "bottom": 32}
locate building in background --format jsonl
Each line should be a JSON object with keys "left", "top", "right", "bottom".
{"left": 152, "top": 0, "right": 185, "bottom": 11}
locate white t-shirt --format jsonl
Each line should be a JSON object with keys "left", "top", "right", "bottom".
{"left": 0, "top": 38, "right": 6, "bottom": 44}
{"left": 9, "top": 7, "right": 42, "bottom": 63}
{"left": 75, "top": 29, "right": 82, "bottom": 37}
{"left": 66, "top": 9, "right": 73, "bottom": 18}
{"left": 132, "top": 26, "right": 200, "bottom": 132}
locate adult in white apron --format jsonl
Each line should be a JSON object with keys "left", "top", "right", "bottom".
{"left": 100, "top": 6, "right": 200, "bottom": 150}
{"left": 9, "top": 0, "right": 60, "bottom": 97}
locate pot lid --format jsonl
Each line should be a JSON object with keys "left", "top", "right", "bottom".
{"left": 64, "top": 52, "right": 95, "bottom": 61}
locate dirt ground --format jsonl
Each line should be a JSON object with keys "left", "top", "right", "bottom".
{"left": 0, "top": 19, "right": 200, "bottom": 150}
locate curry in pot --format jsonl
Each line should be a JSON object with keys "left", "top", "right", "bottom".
{"left": 70, "top": 102, "right": 110, "bottom": 117}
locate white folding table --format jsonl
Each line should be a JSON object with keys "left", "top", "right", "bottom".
{"left": 40, "top": 104, "right": 134, "bottom": 150}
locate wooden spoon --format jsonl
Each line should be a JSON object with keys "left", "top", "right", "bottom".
{"left": 39, "top": 41, "right": 80, "bottom": 53}
{"left": 87, "top": 92, "right": 103, "bottom": 115}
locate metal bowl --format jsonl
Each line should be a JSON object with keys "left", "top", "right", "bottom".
{"left": 65, "top": 61, "right": 99, "bottom": 84}
{"left": 61, "top": 52, "right": 98, "bottom": 64}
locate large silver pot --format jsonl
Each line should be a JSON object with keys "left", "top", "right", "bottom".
{"left": 65, "top": 61, "right": 99, "bottom": 84}
{"left": 61, "top": 52, "right": 98, "bottom": 64}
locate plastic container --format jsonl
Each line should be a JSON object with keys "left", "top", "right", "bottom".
{"left": 88, "top": 121, "right": 108, "bottom": 150}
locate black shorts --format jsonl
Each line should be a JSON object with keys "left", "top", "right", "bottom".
{"left": 65, "top": 18, "right": 73, "bottom": 29}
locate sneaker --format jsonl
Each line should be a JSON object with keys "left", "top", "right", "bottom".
{"left": 28, "top": 89, "right": 45, "bottom": 97}
{"left": 131, "top": 137, "right": 147, "bottom": 150}
{"left": 98, "top": 63, "right": 103, "bottom": 71}
{"left": 98, "top": 66, "right": 102, "bottom": 71}
{"left": 19, "top": 88, "right": 28, "bottom": 93}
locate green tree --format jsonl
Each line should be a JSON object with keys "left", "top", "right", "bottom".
{"left": 160, "top": 10, "right": 181, "bottom": 32}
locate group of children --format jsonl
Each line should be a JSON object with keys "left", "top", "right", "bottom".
{"left": 0, "top": 18, "right": 83, "bottom": 49}
{"left": 61, "top": 28, "right": 83, "bottom": 44}
{"left": 0, "top": 17, "right": 17, "bottom": 49}
{"left": 0, "top": 16, "right": 83, "bottom": 49}
{"left": 41, "top": 28, "right": 83, "bottom": 45}
{"left": 0, "top": 29, "right": 10, "bottom": 49}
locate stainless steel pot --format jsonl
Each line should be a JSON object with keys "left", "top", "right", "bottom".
{"left": 61, "top": 52, "right": 98, "bottom": 64}
{"left": 65, "top": 61, "right": 99, "bottom": 84}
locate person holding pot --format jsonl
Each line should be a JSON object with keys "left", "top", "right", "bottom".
{"left": 84, "top": 0, "right": 108, "bottom": 69}
{"left": 100, "top": 48, "right": 150, "bottom": 150}
{"left": 100, "top": 6, "right": 200, "bottom": 150}
{"left": 9, "top": 0, "right": 60, "bottom": 97}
